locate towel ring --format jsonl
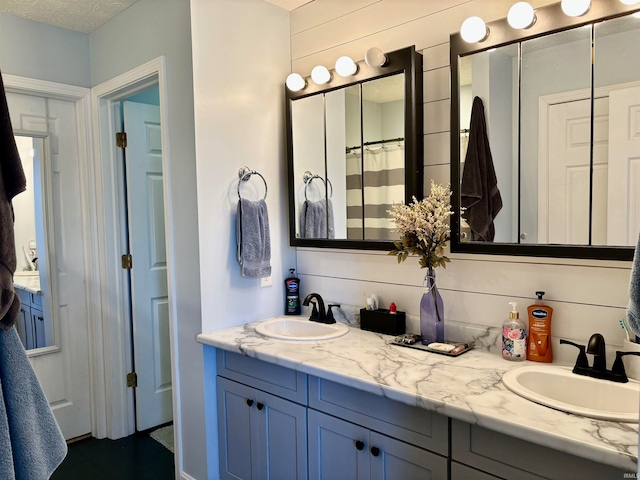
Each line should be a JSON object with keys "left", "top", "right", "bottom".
{"left": 303, "top": 171, "right": 332, "bottom": 201}
{"left": 238, "top": 166, "right": 267, "bottom": 200}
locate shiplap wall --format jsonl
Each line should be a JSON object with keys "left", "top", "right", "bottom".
{"left": 290, "top": 0, "right": 633, "bottom": 366}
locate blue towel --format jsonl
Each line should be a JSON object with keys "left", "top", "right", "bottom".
{"left": 627, "top": 231, "right": 640, "bottom": 337}
{"left": 300, "top": 199, "right": 334, "bottom": 239}
{"left": 236, "top": 198, "right": 271, "bottom": 278}
{"left": 0, "top": 327, "right": 67, "bottom": 479}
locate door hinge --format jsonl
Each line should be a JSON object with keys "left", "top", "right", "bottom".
{"left": 121, "top": 254, "right": 133, "bottom": 270}
{"left": 116, "top": 132, "right": 127, "bottom": 148}
{"left": 126, "top": 372, "right": 137, "bottom": 388}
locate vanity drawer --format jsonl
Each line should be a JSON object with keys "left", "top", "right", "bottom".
{"left": 451, "top": 419, "right": 630, "bottom": 480}
{"left": 216, "top": 350, "right": 307, "bottom": 404}
{"left": 309, "top": 376, "right": 448, "bottom": 454}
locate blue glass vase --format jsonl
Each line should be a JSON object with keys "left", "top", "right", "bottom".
{"left": 420, "top": 268, "right": 444, "bottom": 344}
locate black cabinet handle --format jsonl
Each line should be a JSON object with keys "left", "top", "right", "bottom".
{"left": 354, "top": 440, "right": 364, "bottom": 451}
{"left": 246, "top": 399, "right": 254, "bottom": 407}
{"left": 370, "top": 446, "right": 380, "bottom": 457}
{"left": 257, "top": 402, "right": 264, "bottom": 410}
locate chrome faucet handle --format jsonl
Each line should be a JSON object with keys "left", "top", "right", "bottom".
{"left": 326, "top": 304, "right": 341, "bottom": 324}
{"left": 559, "top": 339, "right": 589, "bottom": 374}
{"left": 611, "top": 351, "right": 640, "bottom": 383}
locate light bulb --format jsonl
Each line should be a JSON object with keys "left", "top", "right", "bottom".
{"left": 335, "top": 56, "right": 358, "bottom": 77}
{"left": 364, "top": 47, "right": 388, "bottom": 68}
{"left": 508, "top": 2, "right": 536, "bottom": 29}
{"left": 460, "top": 16, "right": 489, "bottom": 43}
{"left": 285, "top": 73, "right": 306, "bottom": 92}
{"left": 311, "top": 65, "right": 331, "bottom": 85}
{"left": 561, "top": 0, "right": 591, "bottom": 17}
{"left": 620, "top": 0, "right": 640, "bottom": 5}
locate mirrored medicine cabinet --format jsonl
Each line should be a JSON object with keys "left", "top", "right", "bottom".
{"left": 450, "top": 0, "right": 640, "bottom": 260}
{"left": 286, "top": 46, "right": 423, "bottom": 250}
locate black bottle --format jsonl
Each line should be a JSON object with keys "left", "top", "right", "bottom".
{"left": 284, "top": 268, "right": 301, "bottom": 315}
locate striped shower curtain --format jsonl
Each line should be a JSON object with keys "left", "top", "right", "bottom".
{"left": 346, "top": 145, "right": 405, "bottom": 240}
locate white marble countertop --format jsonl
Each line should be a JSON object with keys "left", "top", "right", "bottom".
{"left": 197, "top": 319, "right": 639, "bottom": 472}
{"left": 13, "top": 273, "right": 41, "bottom": 295}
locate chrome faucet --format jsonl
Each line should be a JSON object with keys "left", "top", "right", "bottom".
{"left": 302, "top": 293, "right": 335, "bottom": 324}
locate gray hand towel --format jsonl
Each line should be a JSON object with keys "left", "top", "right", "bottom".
{"left": 627, "top": 231, "right": 640, "bottom": 337}
{"left": 0, "top": 72, "right": 26, "bottom": 331}
{"left": 0, "top": 327, "right": 67, "bottom": 480}
{"left": 300, "top": 200, "right": 334, "bottom": 239}
{"left": 236, "top": 198, "right": 271, "bottom": 278}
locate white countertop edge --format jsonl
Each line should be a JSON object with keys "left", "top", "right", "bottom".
{"left": 197, "top": 324, "right": 638, "bottom": 472}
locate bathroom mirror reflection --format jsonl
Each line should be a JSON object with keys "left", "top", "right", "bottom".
{"left": 287, "top": 46, "right": 423, "bottom": 250}
{"left": 12, "top": 134, "right": 57, "bottom": 352}
{"left": 451, "top": 1, "right": 640, "bottom": 260}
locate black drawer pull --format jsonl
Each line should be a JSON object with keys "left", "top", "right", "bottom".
{"left": 354, "top": 440, "right": 364, "bottom": 451}
{"left": 246, "top": 399, "right": 254, "bottom": 407}
{"left": 370, "top": 446, "right": 380, "bottom": 457}
{"left": 257, "top": 402, "right": 264, "bottom": 410}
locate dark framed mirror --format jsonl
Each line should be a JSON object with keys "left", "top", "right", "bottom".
{"left": 286, "top": 46, "right": 423, "bottom": 250}
{"left": 450, "top": 0, "right": 640, "bottom": 260}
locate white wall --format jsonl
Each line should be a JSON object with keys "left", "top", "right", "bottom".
{"left": 290, "top": 0, "right": 632, "bottom": 368}
{"left": 90, "top": 2, "right": 205, "bottom": 479}
{"left": 0, "top": 13, "right": 90, "bottom": 87}
{"left": 190, "top": 0, "right": 292, "bottom": 477}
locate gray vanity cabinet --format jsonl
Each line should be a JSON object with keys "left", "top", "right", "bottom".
{"left": 217, "top": 376, "right": 307, "bottom": 480}
{"left": 14, "top": 287, "right": 44, "bottom": 350}
{"left": 308, "top": 376, "right": 448, "bottom": 480}
{"left": 308, "top": 409, "right": 447, "bottom": 480}
{"left": 216, "top": 351, "right": 308, "bottom": 480}
{"left": 450, "top": 419, "right": 629, "bottom": 480}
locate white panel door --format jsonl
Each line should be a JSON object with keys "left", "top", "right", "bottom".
{"left": 607, "top": 86, "right": 640, "bottom": 246}
{"left": 6, "top": 92, "right": 92, "bottom": 440}
{"left": 123, "top": 101, "right": 172, "bottom": 431}
{"left": 546, "top": 97, "right": 608, "bottom": 244}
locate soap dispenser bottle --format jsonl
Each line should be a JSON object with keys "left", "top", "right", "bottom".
{"left": 284, "top": 268, "right": 301, "bottom": 315}
{"left": 527, "top": 291, "right": 554, "bottom": 363}
{"left": 502, "top": 302, "right": 527, "bottom": 361}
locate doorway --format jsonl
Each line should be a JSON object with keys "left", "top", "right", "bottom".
{"left": 90, "top": 57, "right": 177, "bottom": 442}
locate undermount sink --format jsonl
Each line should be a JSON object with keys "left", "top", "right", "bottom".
{"left": 502, "top": 365, "right": 640, "bottom": 422}
{"left": 255, "top": 316, "right": 349, "bottom": 341}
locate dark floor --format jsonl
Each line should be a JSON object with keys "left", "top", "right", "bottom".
{"left": 51, "top": 431, "right": 174, "bottom": 480}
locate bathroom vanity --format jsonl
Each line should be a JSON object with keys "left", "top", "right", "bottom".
{"left": 13, "top": 277, "right": 46, "bottom": 350}
{"left": 198, "top": 323, "right": 636, "bottom": 480}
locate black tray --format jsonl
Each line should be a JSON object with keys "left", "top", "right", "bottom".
{"left": 388, "top": 337, "right": 473, "bottom": 357}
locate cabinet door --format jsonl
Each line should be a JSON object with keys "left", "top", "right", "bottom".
{"left": 308, "top": 409, "right": 369, "bottom": 480}
{"left": 15, "top": 304, "right": 29, "bottom": 348}
{"left": 256, "top": 390, "right": 308, "bottom": 480}
{"left": 217, "top": 377, "right": 258, "bottom": 480}
{"left": 369, "top": 431, "right": 448, "bottom": 480}
{"left": 451, "top": 462, "right": 502, "bottom": 480}
{"left": 32, "top": 309, "right": 45, "bottom": 349}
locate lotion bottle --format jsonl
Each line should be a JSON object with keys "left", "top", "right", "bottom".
{"left": 284, "top": 269, "right": 301, "bottom": 315}
{"left": 502, "top": 302, "right": 527, "bottom": 361}
{"left": 527, "top": 291, "right": 553, "bottom": 362}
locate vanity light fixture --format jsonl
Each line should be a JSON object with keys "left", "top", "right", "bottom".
{"left": 460, "top": 16, "right": 489, "bottom": 43}
{"left": 508, "top": 2, "right": 536, "bottom": 29}
{"left": 561, "top": 0, "right": 591, "bottom": 17}
{"left": 285, "top": 73, "right": 306, "bottom": 92}
{"left": 364, "top": 47, "right": 388, "bottom": 68}
{"left": 335, "top": 56, "right": 358, "bottom": 77}
{"left": 620, "top": 0, "right": 640, "bottom": 4}
{"left": 311, "top": 65, "right": 331, "bottom": 85}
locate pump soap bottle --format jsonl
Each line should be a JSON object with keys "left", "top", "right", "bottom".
{"left": 284, "top": 269, "right": 301, "bottom": 315}
{"left": 502, "top": 302, "right": 527, "bottom": 361}
{"left": 527, "top": 291, "right": 553, "bottom": 362}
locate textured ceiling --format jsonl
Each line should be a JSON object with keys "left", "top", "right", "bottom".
{"left": 0, "top": 0, "right": 138, "bottom": 33}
